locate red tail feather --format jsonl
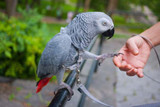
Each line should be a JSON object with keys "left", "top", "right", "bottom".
{"left": 36, "top": 77, "right": 52, "bottom": 93}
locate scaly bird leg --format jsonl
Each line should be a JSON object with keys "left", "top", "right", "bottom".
{"left": 80, "top": 51, "right": 99, "bottom": 60}
{"left": 66, "top": 64, "right": 78, "bottom": 71}
{"left": 97, "top": 53, "right": 123, "bottom": 65}
{"left": 55, "top": 69, "right": 74, "bottom": 100}
{"left": 81, "top": 50, "right": 123, "bottom": 65}
{"left": 54, "top": 82, "right": 74, "bottom": 100}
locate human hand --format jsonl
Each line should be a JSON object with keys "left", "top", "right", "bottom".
{"left": 113, "top": 36, "right": 151, "bottom": 78}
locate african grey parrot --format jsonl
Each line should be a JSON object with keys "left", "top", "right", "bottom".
{"left": 36, "top": 12, "right": 117, "bottom": 97}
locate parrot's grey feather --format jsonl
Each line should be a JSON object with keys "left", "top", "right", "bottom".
{"left": 37, "top": 33, "right": 78, "bottom": 79}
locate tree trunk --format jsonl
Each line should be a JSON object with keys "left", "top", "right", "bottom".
{"left": 5, "top": 0, "right": 17, "bottom": 18}
{"left": 106, "top": 0, "right": 118, "bottom": 15}
{"left": 84, "top": 0, "right": 91, "bottom": 12}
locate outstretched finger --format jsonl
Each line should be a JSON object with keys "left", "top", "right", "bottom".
{"left": 113, "top": 54, "right": 123, "bottom": 67}
{"left": 119, "top": 61, "right": 132, "bottom": 71}
{"left": 137, "top": 68, "right": 144, "bottom": 78}
{"left": 126, "top": 68, "right": 138, "bottom": 76}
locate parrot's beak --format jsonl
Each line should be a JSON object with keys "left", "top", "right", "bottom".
{"left": 102, "top": 28, "right": 114, "bottom": 39}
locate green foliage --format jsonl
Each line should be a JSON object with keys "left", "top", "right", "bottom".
{"left": 0, "top": 10, "right": 51, "bottom": 79}
{"left": 47, "top": 23, "right": 66, "bottom": 36}
{"left": 90, "top": 0, "right": 107, "bottom": 12}
{"left": 113, "top": 34, "right": 129, "bottom": 39}
{"left": 16, "top": 87, "right": 22, "bottom": 92}
{"left": 117, "top": 0, "right": 131, "bottom": 11}
{"left": 0, "top": 2, "right": 5, "bottom": 9}
{"left": 17, "top": 0, "right": 77, "bottom": 19}
{"left": 112, "top": 14, "right": 151, "bottom": 33}
{"left": 117, "top": 0, "right": 160, "bottom": 20}
{"left": 24, "top": 93, "right": 32, "bottom": 99}
{"left": 44, "top": 3, "right": 76, "bottom": 19}
{"left": 112, "top": 15, "right": 126, "bottom": 25}
{"left": 50, "top": 76, "right": 57, "bottom": 82}
{"left": 138, "top": 0, "right": 160, "bottom": 20}
{"left": 9, "top": 93, "right": 15, "bottom": 101}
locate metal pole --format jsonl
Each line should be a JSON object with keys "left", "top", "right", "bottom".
{"left": 94, "top": 36, "right": 104, "bottom": 73}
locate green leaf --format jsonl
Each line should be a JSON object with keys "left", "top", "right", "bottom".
{"left": 9, "top": 93, "right": 15, "bottom": 101}
{"left": 24, "top": 93, "right": 32, "bottom": 99}
{"left": 5, "top": 51, "right": 12, "bottom": 58}
{"left": 0, "top": 11, "right": 56, "bottom": 79}
{"left": 16, "top": 87, "right": 22, "bottom": 92}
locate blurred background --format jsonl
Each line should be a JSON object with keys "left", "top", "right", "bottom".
{"left": 0, "top": 0, "right": 160, "bottom": 107}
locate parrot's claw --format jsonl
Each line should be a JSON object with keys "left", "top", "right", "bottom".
{"left": 54, "top": 82, "right": 74, "bottom": 101}
{"left": 113, "top": 53, "right": 123, "bottom": 56}
{"left": 96, "top": 55, "right": 107, "bottom": 66}
{"left": 97, "top": 53, "right": 123, "bottom": 65}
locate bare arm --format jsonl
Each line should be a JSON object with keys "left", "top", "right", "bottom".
{"left": 140, "top": 22, "right": 160, "bottom": 46}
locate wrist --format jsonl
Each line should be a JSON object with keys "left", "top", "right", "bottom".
{"left": 139, "top": 33, "right": 156, "bottom": 46}
{"left": 137, "top": 35, "right": 153, "bottom": 50}
{"left": 139, "top": 22, "right": 160, "bottom": 47}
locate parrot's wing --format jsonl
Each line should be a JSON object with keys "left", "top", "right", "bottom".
{"left": 37, "top": 34, "right": 72, "bottom": 78}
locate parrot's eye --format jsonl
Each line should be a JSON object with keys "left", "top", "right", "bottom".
{"left": 102, "top": 22, "right": 107, "bottom": 26}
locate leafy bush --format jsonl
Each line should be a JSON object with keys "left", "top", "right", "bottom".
{"left": 112, "top": 15, "right": 126, "bottom": 25}
{"left": 0, "top": 10, "right": 51, "bottom": 79}
{"left": 42, "top": 3, "right": 76, "bottom": 19}
{"left": 112, "top": 14, "right": 150, "bottom": 33}
{"left": 17, "top": 0, "right": 78, "bottom": 19}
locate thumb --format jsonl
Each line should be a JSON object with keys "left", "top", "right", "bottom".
{"left": 126, "top": 39, "right": 139, "bottom": 55}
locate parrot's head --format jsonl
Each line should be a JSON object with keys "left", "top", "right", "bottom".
{"left": 92, "top": 12, "right": 114, "bottom": 39}
{"left": 66, "top": 12, "right": 114, "bottom": 49}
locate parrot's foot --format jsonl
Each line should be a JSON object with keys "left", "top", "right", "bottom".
{"left": 54, "top": 82, "right": 74, "bottom": 100}
{"left": 97, "top": 53, "right": 123, "bottom": 65}
{"left": 67, "top": 64, "right": 78, "bottom": 71}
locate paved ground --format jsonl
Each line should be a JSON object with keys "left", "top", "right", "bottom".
{"left": 0, "top": 38, "right": 160, "bottom": 107}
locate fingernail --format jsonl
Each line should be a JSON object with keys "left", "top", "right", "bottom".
{"left": 134, "top": 50, "right": 139, "bottom": 54}
{"left": 134, "top": 69, "right": 138, "bottom": 73}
